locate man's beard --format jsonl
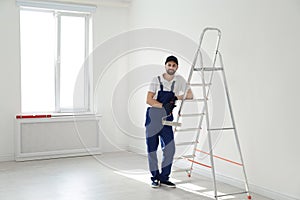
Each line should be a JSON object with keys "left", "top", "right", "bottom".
{"left": 167, "top": 69, "right": 175, "bottom": 75}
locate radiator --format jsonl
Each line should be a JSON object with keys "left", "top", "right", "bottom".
{"left": 15, "top": 115, "right": 101, "bottom": 161}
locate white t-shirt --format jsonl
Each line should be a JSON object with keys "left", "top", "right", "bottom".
{"left": 148, "top": 74, "right": 189, "bottom": 98}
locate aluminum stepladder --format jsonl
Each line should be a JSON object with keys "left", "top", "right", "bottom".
{"left": 173, "top": 28, "right": 252, "bottom": 200}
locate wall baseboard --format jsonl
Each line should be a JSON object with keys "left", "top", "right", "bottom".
{"left": 0, "top": 153, "right": 14, "bottom": 162}
{"left": 127, "top": 145, "right": 147, "bottom": 156}
{"left": 174, "top": 161, "right": 299, "bottom": 200}
{"left": 15, "top": 148, "right": 102, "bottom": 161}
{"left": 248, "top": 182, "right": 299, "bottom": 200}
{"left": 127, "top": 146, "right": 299, "bottom": 200}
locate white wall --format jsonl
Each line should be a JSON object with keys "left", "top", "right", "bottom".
{"left": 0, "top": 0, "right": 130, "bottom": 160}
{"left": 126, "top": 0, "right": 300, "bottom": 199}
{"left": 0, "top": 0, "right": 21, "bottom": 161}
{"left": 92, "top": 1, "right": 130, "bottom": 152}
{"left": 1, "top": 0, "right": 300, "bottom": 199}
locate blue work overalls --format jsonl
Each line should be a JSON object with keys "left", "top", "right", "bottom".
{"left": 145, "top": 76, "right": 176, "bottom": 182}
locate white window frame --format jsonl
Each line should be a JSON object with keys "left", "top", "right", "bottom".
{"left": 55, "top": 11, "right": 92, "bottom": 113}
{"left": 19, "top": 2, "right": 95, "bottom": 114}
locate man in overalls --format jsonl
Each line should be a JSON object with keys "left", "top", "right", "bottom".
{"left": 145, "top": 55, "right": 193, "bottom": 188}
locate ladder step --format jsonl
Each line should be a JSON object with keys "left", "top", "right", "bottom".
{"left": 179, "top": 113, "right": 205, "bottom": 117}
{"left": 172, "top": 168, "right": 192, "bottom": 173}
{"left": 208, "top": 127, "right": 235, "bottom": 131}
{"left": 175, "top": 128, "right": 201, "bottom": 132}
{"left": 174, "top": 154, "right": 195, "bottom": 160}
{"left": 176, "top": 141, "right": 197, "bottom": 146}
{"left": 194, "top": 67, "right": 223, "bottom": 71}
{"left": 217, "top": 191, "right": 248, "bottom": 198}
{"left": 184, "top": 98, "right": 206, "bottom": 103}
{"left": 189, "top": 83, "right": 212, "bottom": 87}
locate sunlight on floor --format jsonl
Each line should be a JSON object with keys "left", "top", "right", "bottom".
{"left": 114, "top": 169, "right": 235, "bottom": 200}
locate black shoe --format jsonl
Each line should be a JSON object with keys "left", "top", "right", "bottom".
{"left": 160, "top": 180, "right": 176, "bottom": 188}
{"left": 151, "top": 180, "right": 160, "bottom": 188}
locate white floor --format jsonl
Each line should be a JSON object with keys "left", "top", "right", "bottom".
{"left": 0, "top": 151, "right": 270, "bottom": 200}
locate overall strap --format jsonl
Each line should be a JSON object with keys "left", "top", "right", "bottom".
{"left": 157, "top": 76, "right": 163, "bottom": 91}
{"left": 171, "top": 81, "right": 176, "bottom": 92}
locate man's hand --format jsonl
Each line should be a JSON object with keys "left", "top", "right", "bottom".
{"left": 170, "top": 96, "right": 178, "bottom": 103}
{"left": 163, "top": 102, "right": 176, "bottom": 115}
{"left": 163, "top": 96, "right": 178, "bottom": 115}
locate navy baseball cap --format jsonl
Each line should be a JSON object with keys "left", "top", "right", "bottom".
{"left": 165, "top": 55, "right": 178, "bottom": 65}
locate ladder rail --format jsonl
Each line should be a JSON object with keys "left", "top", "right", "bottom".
{"left": 200, "top": 56, "right": 218, "bottom": 199}
{"left": 176, "top": 44, "right": 201, "bottom": 116}
{"left": 177, "top": 28, "right": 219, "bottom": 116}
{"left": 175, "top": 28, "right": 222, "bottom": 181}
{"left": 199, "top": 28, "right": 222, "bottom": 199}
{"left": 219, "top": 52, "right": 250, "bottom": 195}
{"left": 177, "top": 28, "right": 220, "bottom": 117}
{"left": 200, "top": 28, "right": 222, "bottom": 98}
{"left": 200, "top": 28, "right": 251, "bottom": 199}
{"left": 172, "top": 27, "right": 251, "bottom": 199}
{"left": 188, "top": 104, "right": 206, "bottom": 177}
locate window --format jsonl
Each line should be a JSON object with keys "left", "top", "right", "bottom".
{"left": 19, "top": 2, "right": 94, "bottom": 113}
